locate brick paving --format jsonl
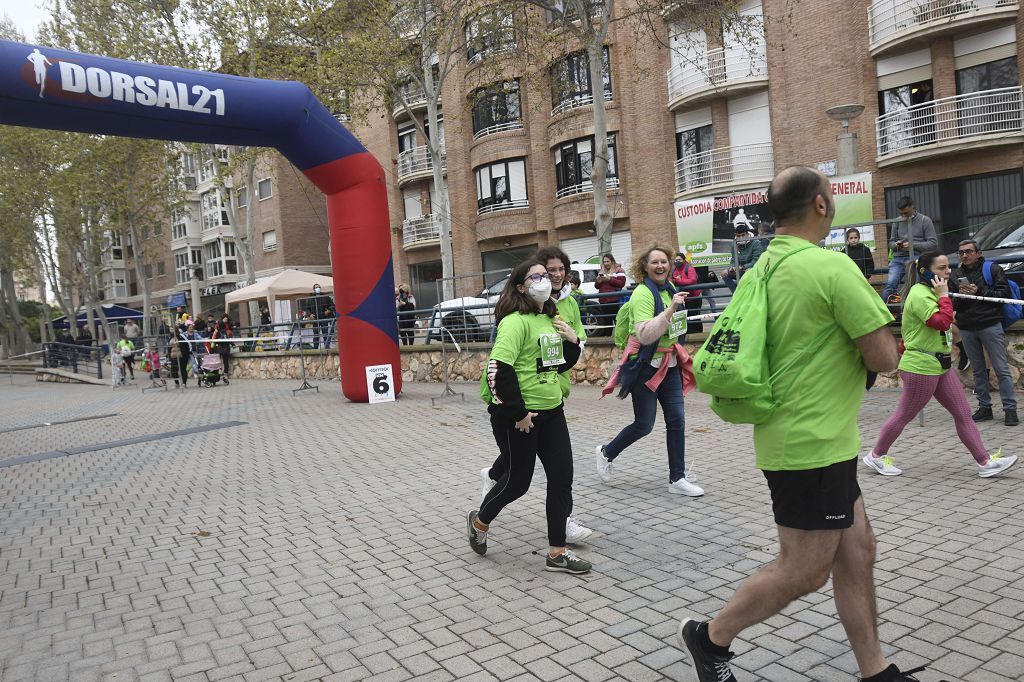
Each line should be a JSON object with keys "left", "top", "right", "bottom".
{"left": 0, "top": 375, "right": 1022, "bottom": 681}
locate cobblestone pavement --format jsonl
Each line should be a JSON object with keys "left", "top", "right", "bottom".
{"left": 1, "top": 375, "right": 1022, "bottom": 682}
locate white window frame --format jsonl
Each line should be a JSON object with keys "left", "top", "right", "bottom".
{"left": 257, "top": 178, "right": 273, "bottom": 201}
{"left": 263, "top": 230, "right": 278, "bottom": 252}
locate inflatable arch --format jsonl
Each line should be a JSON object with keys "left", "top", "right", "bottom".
{"left": 1, "top": 40, "right": 401, "bottom": 402}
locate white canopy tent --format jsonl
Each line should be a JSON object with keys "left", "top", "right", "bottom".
{"left": 225, "top": 269, "right": 334, "bottom": 312}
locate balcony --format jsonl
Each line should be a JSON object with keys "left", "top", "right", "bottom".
{"left": 551, "top": 91, "right": 612, "bottom": 117}
{"left": 402, "top": 214, "right": 443, "bottom": 249}
{"left": 397, "top": 145, "right": 447, "bottom": 185}
{"left": 391, "top": 2, "right": 434, "bottom": 40}
{"left": 477, "top": 198, "right": 530, "bottom": 216}
{"left": 472, "top": 120, "right": 524, "bottom": 140}
{"left": 875, "top": 87, "right": 1023, "bottom": 166}
{"left": 555, "top": 176, "right": 620, "bottom": 200}
{"left": 392, "top": 81, "right": 439, "bottom": 119}
{"left": 667, "top": 46, "right": 768, "bottom": 110}
{"left": 868, "top": 0, "right": 1019, "bottom": 56}
{"left": 674, "top": 142, "right": 775, "bottom": 197}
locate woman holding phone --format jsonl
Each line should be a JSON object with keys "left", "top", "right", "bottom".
{"left": 863, "top": 251, "right": 1017, "bottom": 478}
{"left": 469, "top": 260, "right": 591, "bottom": 574}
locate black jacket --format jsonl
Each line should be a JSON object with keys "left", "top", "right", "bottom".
{"left": 843, "top": 243, "right": 875, "bottom": 278}
{"left": 953, "top": 257, "right": 1010, "bottom": 331}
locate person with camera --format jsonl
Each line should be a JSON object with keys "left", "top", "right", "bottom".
{"left": 722, "top": 225, "right": 764, "bottom": 293}
{"left": 880, "top": 196, "right": 937, "bottom": 303}
{"left": 953, "top": 239, "right": 1018, "bottom": 426}
{"left": 864, "top": 251, "right": 1016, "bottom": 479}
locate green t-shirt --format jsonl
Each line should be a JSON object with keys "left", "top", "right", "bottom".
{"left": 753, "top": 235, "right": 894, "bottom": 471}
{"left": 899, "top": 284, "right": 951, "bottom": 376}
{"left": 629, "top": 285, "right": 685, "bottom": 360}
{"left": 479, "top": 312, "right": 564, "bottom": 411}
{"left": 555, "top": 295, "right": 586, "bottom": 398}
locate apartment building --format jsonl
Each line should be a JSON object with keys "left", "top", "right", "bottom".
{"left": 105, "top": 147, "right": 330, "bottom": 325}
{"left": 351, "top": 0, "right": 1023, "bottom": 309}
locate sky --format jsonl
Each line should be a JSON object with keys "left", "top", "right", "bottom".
{"left": 1, "top": 0, "right": 48, "bottom": 42}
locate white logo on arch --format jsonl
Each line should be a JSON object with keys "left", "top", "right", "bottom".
{"left": 26, "top": 49, "right": 53, "bottom": 98}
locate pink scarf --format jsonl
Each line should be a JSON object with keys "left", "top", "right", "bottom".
{"left": 601, "top": 336, "right": 695, "bottom": 398}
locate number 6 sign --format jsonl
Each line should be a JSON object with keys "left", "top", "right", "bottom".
{"left": 365, "top": 364, "right": 396, "bottom": 404}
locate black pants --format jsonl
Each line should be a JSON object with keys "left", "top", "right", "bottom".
{"left": 685, "top": 296, "right": 703, "bottom": 334}
{"left": 399, "top": 319, "right": 415, "bottom": 346}
{"left": 480, "top": 404, "right": 573, "bottom": 547}
{"left": 220, "top": 351, "right": 230, "bottom": 375}
{"left": 124, "top": 353, "right": 135, "bottom": 377}
{"left": 175, "top": 356, "right": 190, "bottom": 385}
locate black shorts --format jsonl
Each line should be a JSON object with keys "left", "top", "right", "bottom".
{"left": 762, "top": 458, "right": 861, "bottom": 531}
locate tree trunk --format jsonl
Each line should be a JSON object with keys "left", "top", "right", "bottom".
{"left": 587, "top": 37, "right": 613, "bottom": 257}
{"left": 243, "top": 156, "right": 257, "bottom": 285}
{"left": 0, "top": 266, "right": 31, "bottom": 356}
{"left": 126, "top": 222, "right": 152, "bottom": 336}
{"left": 423, "top": 53, "right": 455, "bottom": 300}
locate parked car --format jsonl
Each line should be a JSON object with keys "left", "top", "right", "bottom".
{"left": 427, "top": 263, "right": 626, "bottom": 343}
{"left": 948, "top": 204, "right": 1024, "bottom": 286}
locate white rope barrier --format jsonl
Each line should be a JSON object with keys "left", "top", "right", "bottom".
{"left": 949, "top": 292, "right": 1024, "bottom": 305}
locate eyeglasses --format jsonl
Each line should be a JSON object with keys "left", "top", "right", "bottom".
{"left": 957, "top": 249, "right": 977, "bottom": 256}
{"left": 525, "top": 273, "right": 551, "bottom": 283}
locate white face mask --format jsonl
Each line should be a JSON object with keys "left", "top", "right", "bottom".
{"left": 527, "top": 279, "right": 552, "bottom": 303}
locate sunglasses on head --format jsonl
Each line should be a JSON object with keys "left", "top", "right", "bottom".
{"left": 957, "top": 249, "right": 977, "bottom": 256}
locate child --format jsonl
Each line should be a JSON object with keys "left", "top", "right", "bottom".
{"left": 144, "top": 343, "right": 166, "bottom": 387}
{"left": 111, "top": 347, "right": 126, "bottom": 386}
{"left": 843, "top": 227, "right": 875, "bottom": 279}
{"left": 568, "top": 274, "right": 584, "bottom": 308}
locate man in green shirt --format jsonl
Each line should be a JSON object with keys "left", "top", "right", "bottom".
{"left": 479, "top": 246, "right": 592, "bottom": 544}
{"left": 678, "top": 167, "right": 924, "bottom": 682}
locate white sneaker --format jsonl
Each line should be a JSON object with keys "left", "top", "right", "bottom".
{"left": 979, "top": 449, "right": 1018, "bottom": 478}
{"left": 595, "top": 445, "right": 613, "bottom": 482}
{"left": 862, "top": 452, "right": 902, "bottom": 476}
{"left": 565, "top": 516, "right": 593, "bottom": 544}
{"left": 668, "top": 477, "right": 704, "bottom": 497}
{"left": 480, "top": 467, "right": 496, "bottom": 502}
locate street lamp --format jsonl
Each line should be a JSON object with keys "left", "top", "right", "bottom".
{"left": 825, "top": 104, "right": 865, "bottom": 177}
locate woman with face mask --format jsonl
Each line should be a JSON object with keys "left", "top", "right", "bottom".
{"left": 469, "top": 260, "right": 591, "bottom": 574}
{"left": 864, "top": 251, "right": 1017, "bottom": 478}
{"left": 597, "top": 246, "right": 704, "bottom": 497}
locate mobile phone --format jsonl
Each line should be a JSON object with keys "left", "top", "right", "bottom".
{"left": 957, "top": 277, "right": 969, "bottom": 287}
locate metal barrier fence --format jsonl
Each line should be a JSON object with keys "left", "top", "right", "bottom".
{"left": 41, "top": 342, "right": 106, "bottom": 379}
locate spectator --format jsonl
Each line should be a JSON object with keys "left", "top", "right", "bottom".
{"left": 212, "top": 315, "right": 233, "bottom": 383}
{"left": 953, "top": 239, "right": 1018, "bottom": 426}
{"left": 168, "top": 328, "right": 184, "bottom": 388}
{"left": 881, "top": 196, "right": 937, "bottom": 303}
{"left": 594, "top": 253, "right": 626, "bottom": 336}
{"left": 143, "top": 342, "right": 166, "bottom": 387}
{"left": 597, "top": 245, "right": 701, "bottom": 496}
{"left": 259, "top": 304, "right": 272, "bottom": 327}
{"left": 116, "top": 336, "right": 136, "bottom": 380}
{"left": 175, "top": 322, "right": 196, "bottom": 387}
{"left": 864, "top": 250, "right": 1017, "bottom": 478}
{"left": 568, "top": 274, "right": 584, "bottom": 309}
{"left": 396, "top": 284, "right": 417, "bottom": 346}
{"left": 123, "top": 318, "right": 142, "bottom": 346}
{"left": 843, "top": 227, "right": 875, "bottom": 279}
{"left": 670, "top": 252, "right": 703, "bottom": 334}
{"left": 194, "top": 315, "right": 208, "bottom": 333}
{"left": 757, "top": 220, "right": 775, "bottom": 249}
{"left": 157, "top": 318, "right": 170, "bottom": 353}
{"left": 722, "top": 225, "right": 765, "bottom": 292}
{"left": 76, "top": 325, "right": 93, "bottom": 346}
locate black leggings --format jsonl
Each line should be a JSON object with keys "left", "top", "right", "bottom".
{"left": 480, "top": 405, "right": 573, "bottom": 547}
{"left": 175, "top": 356, "right": 190, "bottom": 385}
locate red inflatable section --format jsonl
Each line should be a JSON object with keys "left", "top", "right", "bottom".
{"left": 304, "top": 153, "right": 402, "bottom": 402}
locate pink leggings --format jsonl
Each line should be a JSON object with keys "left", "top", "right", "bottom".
{"left": 874, "top": 370, "right": 989, "bottom": 464}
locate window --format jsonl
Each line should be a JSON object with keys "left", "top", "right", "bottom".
{"left": 676, "top": 124, "right": 714, "bottom": 187}
{"left": 201, "top": 190, "right": 228, "bottom": 230}
{"left": 174, "top": 250, "right": 191, "bottom": 284}
{"left": 877, "top": 79, "right": 935, "bottom": 154}
{"left": 263, "top": 230, "right": 278, "bottom": 252}
{"left": 204, "top": 239, "right": 237, "bottom": 278}
{"left": 551, "top": 46, "right": 611, "bottom": 114}
{"left": 555, "top": 134, "right": 618, "bottom": 197}
{"left": 144, "top": 263, "right": 153, "bottom": 279}
{"left": 157, "top": 261, "right": 166, "bottom": 277}
{"left": 224, "top": 241, "right": 238, "bottom": 274}
{"left": 236, "top": 187, "right": 248, "bottom": 208}
{"left": 475, "top": 158, "right": 528, "bottom": 214}
{"left": 956, "top": 57, "right": 1019, "bottom": 95}
{"left": 172, "top": 207, "right": 189, "bottom": 240}
{"left": 397, "top": 125, "right": 416, "bottom": 153}
{"left": 472, "top": 81, "right": 522, "bottom": 137}
{"left": 257, "top": 178, "right": 273, "bottom": 200}
{"left": 465, "top": 9, "right": 515, "bottom": 63}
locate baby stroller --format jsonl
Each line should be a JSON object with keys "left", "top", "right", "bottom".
{"left": 192, "top": 351, "right": 226, "bottom": 387}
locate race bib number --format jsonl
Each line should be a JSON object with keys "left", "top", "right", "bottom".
{"left": 539, "top": 333, "right": 564, "bottom": 367}
{"left": 669, "top": 311, "right": 686, "bottom": 339}
{"left": 944, "top": 329, "right": 953, "bottom": 350}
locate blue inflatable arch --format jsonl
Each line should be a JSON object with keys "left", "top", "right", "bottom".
{"left": 1, "top": 40, "right": 400, "bottom": 402}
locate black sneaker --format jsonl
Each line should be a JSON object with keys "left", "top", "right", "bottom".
{"left": 972, "top": 407, "right": 994, "bottom": 422}
{"left": 1005, "top": 410, "right": 1019, "bottom": 426}
{"left": 677, "top": 619, "right": 737, "bottom": 682}
{"left": 467, "top": 510, "right": 487, "bottom": 555}
{"left": 860, "top": 663, "right": 947, "bottom": 682}
{"left": 544, "top": 549, "right": 592, "bottom": 574}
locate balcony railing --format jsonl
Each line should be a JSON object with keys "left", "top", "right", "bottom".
{"left": 674, "top": 142, "right": 774, "bottom": 195}
{"left": 875, "top": 86, "right": 1023, "bottom": 159}
{"left": 666, "top": 45, "right": 768, "bottom": 108}
{"left": 477, "top": 198, "right": 530, "bottom": 215}
{"left": 868, "top": 0, "right": 1019, "bottom": 54}
{"left": 397, "top": 145, "right": 447, "bottom": 183}
{"left": 551, "top": 91, "right": 612, "bottom": 117}
{"left": 402, "top": 214, "right": 443, "bottom": 248}
{"left": 392, "top": 80, "right": 439, "bottom": 117}
{"left": 554, "top": 176, "right": 620, "bottom": 200}
{"left": 472, "top": 120, "right": 524, "bottom": 140}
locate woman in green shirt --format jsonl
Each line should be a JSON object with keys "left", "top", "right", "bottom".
{"left": 596, "top": 245, "right": 703, "bottom": 496}
{"left": 864, "top": 251, "right": 1016, "bottom": 478}
{"left": 469, "top": 260, "right": 591, "bottom": 574}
